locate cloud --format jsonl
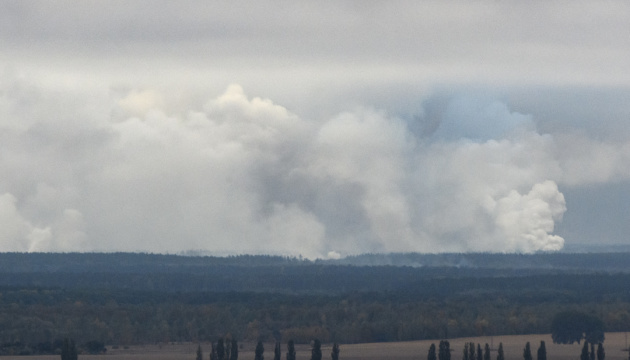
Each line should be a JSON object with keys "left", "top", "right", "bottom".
{"left": 2, "top": 72, "right": 630, "bottom": 257}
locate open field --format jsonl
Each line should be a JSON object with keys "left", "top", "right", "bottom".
{"left": 1, "top": 333, "right": 628, "bottom": 360}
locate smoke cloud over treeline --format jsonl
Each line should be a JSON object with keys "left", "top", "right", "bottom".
{"left": 2, "top": 78, "right": 630, "bottom": 258}
{"left": 2, "top": 2, "right": 630, "bottom": 257}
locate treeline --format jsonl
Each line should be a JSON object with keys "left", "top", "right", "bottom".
{"left": 3, "top": 264, "right": 630, "bottom": 296}
{"left": 2, "top": 252, "right": 630, "bottom": 353}
{"left": 0, "top": 338, "right": 105, "bottom": 356}
{"left": 1, "top": 252, "right": 630, "bottom": 276}
{"left": 5, "top": 271, "right": 630, "bottom": 299}
{"left": 1, "top": 284, "right": 630, "bottom": 347}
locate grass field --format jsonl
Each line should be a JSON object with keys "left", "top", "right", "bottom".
{"left": 2, "top": 333, "right": 628, "bottom": 360}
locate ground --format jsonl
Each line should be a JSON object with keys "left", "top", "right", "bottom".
{"left": 2, "top": 333, "right": 628, "bottom": 360}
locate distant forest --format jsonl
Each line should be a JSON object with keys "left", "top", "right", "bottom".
{"left": 0, "top": 252, "right": 629, "bottom": 355}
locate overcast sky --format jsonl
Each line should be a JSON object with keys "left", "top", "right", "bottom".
{"left": 1, "top": 1, "right": 629, "bottom": 258}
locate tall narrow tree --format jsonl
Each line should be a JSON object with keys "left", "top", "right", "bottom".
{"left": 311, "top": 339, "right": 322, "bottom": 360}
{"left": 484, "top": 344, "right": 490, "bottom": 360}
{"left": 274, "top": 342, "right": 281, "bottom": 360}
{"left": 477, "top": 344, "right": 483, "bottom": 360}
{"left": 439, "top": 340, "right": 451, "bottom": 360}
{"left": 286, "top": 340, "right": 296, "bottom": 360}
{"left": 428, "top": 343, "right": 437, "bottom": 360}
{"left": 331, "top": 343, "right": 340, "bottom": 360}
{"left": 537, "top": 341, "right": 547, "bottom": 360}
{"left": 463, "top": 343, "right": 469, "bottom": 360}
{"left": 497, "top": 343, "right": 504, "bottom": 360}
{"left": 581, "top": 341, "right": 590, "bottom": 360}
{"left": 524, "top": 342, "right": 532, "bottom": 360}
{"left": 69, "top": 340, "right": 77, "bottom": 360}
{"left": 230, "top": 339, "right": 238, "bottom": 360}
{"left": 210, "top": 343, "right": 218, "bottom": 360}
{"left": 255, "top": 341, "right": 264, "bottom": 360}
{"left": 61, "top": 338, "right": 78, "bottom": 360}
{"left": 217, "top": 339, "right": 225, "bottom": 360}
{"left": 591, "top": 344, "right": 596, "bottom": 360}
{"left": 597, "top": 343, "right": 605, "bottom": 360}
{"left": 61, "top": 338, "right": 70, "bottom": 360}
{"left": 197, "top": 345, "right": 203, "bottom": 360}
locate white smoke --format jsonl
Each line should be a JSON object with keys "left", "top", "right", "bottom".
{"left": 2, "top": 77, "right": 630, "bottom": 257}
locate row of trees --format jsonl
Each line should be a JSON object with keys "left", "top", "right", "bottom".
{"left": 579, "top": 342, "right": 605, "bottom": 360}
{"left": 427, "top": 340, "right": 608, "bottom": 360}
{"left": 428, "top": 341, "right": 495, "bottom": 360}
{"left": 197, "top": 339, "right": 339, "bottom": 360}
{"left": 196, "top": 338, "right": 239, "bottom": 360}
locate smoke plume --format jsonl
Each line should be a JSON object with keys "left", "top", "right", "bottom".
{"left": 2, "top": 78, "right": 630, "bottom": 258}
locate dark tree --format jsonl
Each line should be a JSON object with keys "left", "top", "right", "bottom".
{"left": 439, "top": 341, "right": 451, "bottom": 360}
{"left": 331, "top": 343, "right": 340, "bottom": 360}
{"left": 255, "top": 341, "right": 264, "bottom": 360}
{"left": 591, "top": 344, "right": 596, "bottom": 360}
{"left": 61, "top": 338, "right": 77, "bottom": 360}
{"left": 524, "top": 342, "right": 532, "bottom": 360}
{"left": 581, "top": 341, "right": 590, "bottom": 360}
{"left": 274, "top": 342, "right": 281, "bottom": 360}
{"left": 197, "top": 345, "right": 203, "bottom": 360}
{"left": 469, "top": 343, "right": 475, "bottom": 360}
{"left": 230, "top": 339, "right": 238, "bottom": 360}
{"left": 537, "top": 341, "right": 546, "bottom": 360}
{"left": 311, "top": 339, "right": 322, "bottom": 360}
{"left": 286, "top": 340, "right": 296, "bottom": 360}
{"left": 210, "top": 343, "right": 218, "bottom": 360}
{"left": 477, "top": 344, "right": 483, "bottom": 360}
{"left": 463, "top": 343, "right": 469, "bottom": 360}
{"left": 70, "top": 340, "right": 77, "bottom": 360}
{"left": 484, "top": 344, "right": 490, "bottom": 360}
{"left": 597, "top": 343, "right": 605, "bottom": 360}
{"left": 428, "top": 344, "right": 437, "bottom": 360}
{"left": 225, "top": 339, "right": 231, "bottom": 360}
{"left": 552, "top": 311, "right": 605, "bottom": 344}
{"left": 497, "top": 343, "right": 504, "bottom": 360}
{"left": 217, "top": 339, "right": 225, "bottom": 360}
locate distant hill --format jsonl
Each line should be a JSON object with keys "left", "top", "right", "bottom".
{"left": 0, "top": 251, "right": 628, "bottom": 294}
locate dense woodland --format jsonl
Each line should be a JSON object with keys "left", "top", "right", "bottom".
{"left": 0, "top": 252, "right": 629, "bottom": 355}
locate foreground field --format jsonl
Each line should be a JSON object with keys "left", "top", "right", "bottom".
{"left": 1, "top": 333, "right": 628, "bottom": 360}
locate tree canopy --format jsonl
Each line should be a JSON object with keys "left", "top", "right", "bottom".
{"left": 551, "top": 311, "right": 605, "bottom": 344}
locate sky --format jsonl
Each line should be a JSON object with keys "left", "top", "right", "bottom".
{"left": 1, "top": 1, "right": 630, "bottom": 258}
